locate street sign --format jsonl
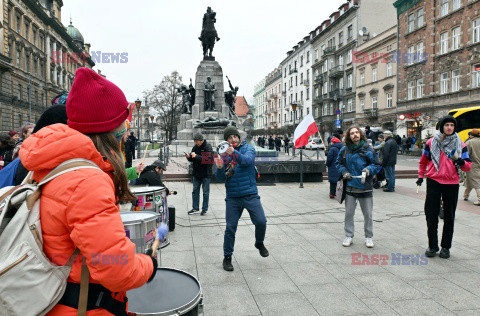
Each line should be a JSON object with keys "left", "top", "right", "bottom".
{"left": 336, "top": 109, "right": 341, "bottom": 115}
{"left": 335, "top": 119, "right": 341, "bottom": 126}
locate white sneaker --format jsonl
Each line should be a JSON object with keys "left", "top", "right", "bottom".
{"left": 342, "top": 237, "right": 353, "bottom": 247}
{"left": 365, "top": 238, "right": 374, "bottom": 248}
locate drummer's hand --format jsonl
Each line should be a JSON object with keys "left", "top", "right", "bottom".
{"left": 215, "top": 157, "right": 224, "bottom": 169}
{"left": 135, "top": 162, "right": 145, "bottom": 174}
{"left": 185, "top": 153, "right": 190, "bottom": 158}
{"left": 191, "top": 152, "right": 197, "bottom": 158}
{"left": 226, "top": 146, "right": 234, "bottom": 155}
{"left": 156, "top": 223, "right": 168, "bottom": 241}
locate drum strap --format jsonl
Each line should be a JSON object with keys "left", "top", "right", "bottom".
{"left": 59, "top": 282, "right": 128, "bottom": 316}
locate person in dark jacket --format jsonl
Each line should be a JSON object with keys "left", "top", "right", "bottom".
{"left": 275, "top": 136, "right": 282, "bottom": 152}
{"left": 128, "top": 132, "right": 138, "bottom": 159}
{"left": 0, "top": 134, "right": 15, "bottom": 170}
{"left": 186, "top": 133, "right": 213, "bottom": 215}
{"left": 284, "top": 136, "right": 290, "bottom": 155}
{"left": 326, "top": 134, "right": 344, "bottom": 198}
{"left": 124, "top": 133, "right": 135, "bottom": 168}
{"left": 364, "top": 126, "right": 375, "bottom": 142}
{"left": 215, "top": 126, "right": 268, "bottom": 271}
{"left": 381, "top": 130, "right": 397, "bottom": 192}
{"left": 136, "top": 160, "right": 170, "bottom": 194}
{"left": 268, "top": 135, "right": 274, "bottom": 150}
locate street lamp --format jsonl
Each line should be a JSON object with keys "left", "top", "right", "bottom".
{"left": 135, "top": 98, "right": 142, "bottom": 159}
{"left": 150, "top": 115, "right": 155, "bottom": 145}
{"left": 291, "top": 102, "right": 298, "bottom": 157}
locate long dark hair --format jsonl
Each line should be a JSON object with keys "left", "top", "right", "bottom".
{"left": 0, "top": 134, "right": 15, "bottom": 149}
{"left": 87, "top": 132, "right": 136, "bottom": 203}
{"left": 344, "top": 126, "right": 367, "bottom": 147}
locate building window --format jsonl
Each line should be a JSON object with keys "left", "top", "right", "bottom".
{"left": 338, "top": 55, "right": 344, "bottom": 67}
{"left": 372, "top": 68, "right": 377, "bottom": 82}
{"left": 306, "top": 88, "right": 310, "bottom": 100}
{"left": 416, "top": 42, "right": 424, "bottom": 63}
{"left": 329, "top": 57, "right": 334, "bottom": 69}
{"left": 472, "top": 64, "right": 480, "bottom": 88}
{"left": 417, "top": 8, "right": 424, "bottom": 28}
{"left": 347, "top": 73, "right": 353, "bottom": 88}
{"left": 347, "top": 98, "right": 353, "bottom": 112}
{"left": 18, "top": 84, "right": 22, "bottom": 100}
{"left": 360, "top": 98, "right": 365, "bottom": 111}
{"left": 360, "top": 72, "right": 365, "bottom": 85}
{"left": 25, "top": 22, "right": 29, "bottom": 39}
{"left": 408, "top": 46, "right": 415, "bottom": 64}
{"left": 348, "top": 25, "right": 353, "bottom": 39}
{"left": 452, "top": 27, "right": 460, "bottom": 50}
{"left": 16, "top": 15, "right": 21, "bottom": 32}
{"left": 408, "top": 81, "right": 415, "bottom": 100}
{"left": 339, "top": 77, "right": 344, "bottom": 90}
{"left": 372, "top": 96, "right": 377, "bottom": 109}
{"left": 387, "top": 93, "right": 392, "bottom": 108}
{"left": 300, "top": 56, "right": 304, "bottom": 67}
{"left": 440, "top": 72, "right": 448, "bottom": 94}
{"left": 347, "top": 49, "right": 352, "bottom": 64}
{"left": 329, "top": 103, "right": 333, "bottom": 115}
{"left": 417, "top": 79, "right": 424, "bottom": 98}
{"left": 408, "top": 13, "right": 415, "bottom": 33}
{"left": 452, "top": 0, "right": 461, "bottom": 11}
{"left": 306, "top": 51, "right": 310, "bottom": 63}
{"left": 323, "top": 60, "right": 328, "bottom": 72}
{"left": 474, "top": 18, "right": 480, "bottom": 43}
{"left": 315, "top": 49, "right": 319, "bottom": 61}
{"left": 25, "top": 54, "right": 29, "bottom": 72}
{"left": 452, "top": 69, "right": 460, "bottom": 92}
{"left": 440, "top": 32, "right": 448, "bottom": 54}
{"left": 387, "top": 62, "right": 392, "bottom": 77}
{"left": 16, "top": 50, "right": 20, "bottom": 66}
{"left": 32, "top": 28, "right": 36, "bottom": 45}
{"left": 441, "top": 0, "right": 449, "bottom": 17}
{"left": 339, "top": 31, "right": 344, "bottom": 46}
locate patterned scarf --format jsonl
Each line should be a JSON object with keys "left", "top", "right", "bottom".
{"left": 431, "top": 131, "right": 462, "bottom": 173}
{"left": 225, "top": 140, "right": 245, "bottom": 178}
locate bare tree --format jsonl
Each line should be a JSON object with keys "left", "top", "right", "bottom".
{"left": 143, "top": 71, "right": 183, "bottom": 141}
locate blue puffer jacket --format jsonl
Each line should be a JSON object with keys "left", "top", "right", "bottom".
{"left": 326, "top": 142, "right": 344, "bottom": 183}
{"left": 215, "top": 142, "right": 258, "bottom": 198}
{"left": 335, "top": 142, "right": 380, "bottom": 190}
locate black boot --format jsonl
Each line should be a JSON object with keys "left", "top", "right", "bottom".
{"left": 425, "top": 247, "right": 439, "bottom": 257}
{"left": 223, "top": 256, "right": 234, "bottom": 271}
{"left": 255, "top": 242, "right": 269, "bottom": 257}
{"left": 439, "top": 248, "right": 450, "bottom": 259}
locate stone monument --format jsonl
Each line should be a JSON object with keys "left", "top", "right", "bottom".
{"left": 177, "top": 7, "right": 245, "bottom": 147}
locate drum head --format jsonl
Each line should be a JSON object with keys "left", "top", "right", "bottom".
{"left": 131, "top": 186, "right": 166, "bottom": 194}
{"left": 127, "top": 268, "right": 201, "bottom": 314}
{"left": 217, "top": 141, "right": 230, "bottom": 154}
{"left": 120, "top": 211, "right": 159, "bottom": 224}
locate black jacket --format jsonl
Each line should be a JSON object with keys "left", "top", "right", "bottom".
{"left": 137, "top": 166, "right": 169, "bottom": 194}
{"left": 187, "top": 140, "right": 213, "bottom": 179}
{"left": 381, "top": 137, "right": 397, "bottom": 166}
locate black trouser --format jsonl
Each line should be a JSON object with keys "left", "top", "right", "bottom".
{"left": 329, "top": 182, "right": 337, "bottom": 196}
{"left": 425, "top": 178, "right": 459, "bottom": 250}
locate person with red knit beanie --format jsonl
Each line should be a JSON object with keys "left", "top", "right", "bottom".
{"left": 19, "top": 67, "right": 162, "bottom": 315}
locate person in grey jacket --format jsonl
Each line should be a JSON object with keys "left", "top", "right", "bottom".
{"left": 381, "top": 130, "right": 397, "bottom": 192}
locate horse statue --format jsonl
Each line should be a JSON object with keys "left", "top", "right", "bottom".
{"left": 198, "top": 7, "right": 220, "bottom": 58}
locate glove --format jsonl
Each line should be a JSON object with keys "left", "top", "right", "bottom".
{"left": 454, "top": 158, "right": 465, "bottom": 166}
{"left": 146, "top": 250, "right": 158, "bottom": 282}
{"left": 343, "top": 172, "right": 353, "bottom": 180}
{"left": 362, "top": 168, "right": 370, "bottom": 176}
{"left": 416, "top": 178, "right": 423, "bottom": 186}
{"left": 156, "top": 223, "right": 168, "bottom": 241}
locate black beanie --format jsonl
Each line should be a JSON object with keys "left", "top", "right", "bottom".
{"left": 438, "top": 115, "right": 457, "bottom": 134}
{"left": 223, "top": 126, "right": 240, "bottom": 141}
{"left": 33, "top": 105, "right": 68, "bottom": 133}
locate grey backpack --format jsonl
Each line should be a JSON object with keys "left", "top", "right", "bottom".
{"left": 0, "top": 159, "right": 100, "bottom": 316}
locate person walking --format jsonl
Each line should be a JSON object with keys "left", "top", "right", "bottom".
{"left": 268, "top": 135, "right": 274, "bottom": 150}
{"left": 417, "top": 115, "right": 472, "bottom": 259}
{"left": 128, "top": 132, "right": 138, "bottom": 159}
{"left": 336, "top": 126, "right": 380, "bottom": 248}
{"left": 401, "top": 135, "right": 408, "bottom": 154}
{"left": 186, "top": 133, "right": 213, "bottom": 215}
{"left": 275, "top": 136, "right": 282, "bottom": 152}
{"left": 373, "top": 134, "right": 385, "bottom": 189}
{"left": 464, "top": 128, "right": 480, "bottom": 205}
{"left": 326, "top": 133, "right": 343, "bottom": 199}
{"left": 284, "top": 135, "right": 290, "bottom": 155}
{"left": 215, "top": 126, "right": 268, "bottom": 271}
{"left": 381, "top": 130, "right": 397, "bottom": 192}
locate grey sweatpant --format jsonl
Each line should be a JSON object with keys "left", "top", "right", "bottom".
{"left": 344, "top": 194, "right": 373, "bottom": 238}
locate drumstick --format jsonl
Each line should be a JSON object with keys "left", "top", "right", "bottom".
{"left": 151, "top": 238, "right": 161, "bottom": 253}
{"left": 417, "top": 185, "right": 420, "bottom": 194}
{"left": 141, "top": 143, "right": 150, "bottom": 164}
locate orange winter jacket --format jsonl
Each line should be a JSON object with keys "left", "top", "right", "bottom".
{"left": 19, "top": 124, "right": 153, "bottom": 315}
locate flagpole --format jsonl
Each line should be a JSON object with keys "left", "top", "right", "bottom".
{"left": 299, "top": 148, "right": 304, "bottom": 188}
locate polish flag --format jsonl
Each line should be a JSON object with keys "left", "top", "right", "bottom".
{"left": 293, "top": 114, "right": 319, "bottom": 149}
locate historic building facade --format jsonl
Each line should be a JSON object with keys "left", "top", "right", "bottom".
{"left": 394, "top": 0, "right": 480, "bottom": 138}
{"left": 253, "top": 78, "right": 266, "bottom": 130}
{"left": 264, "top": 67, "right": 282, "bottom": 131}
{"left": 355, "top": 26, "right": 397, "bottom": 131}
{"left": 0, "top": 0, "right": 94, "bottom": 132}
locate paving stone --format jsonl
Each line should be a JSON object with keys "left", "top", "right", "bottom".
{"left": 282, "top": 261, "right": 338, "bottom": 286}
{"left": 242, "top": 268, "right": 299, "bottom": 295}
{"left": 254, "top": 292, "right": 319, "bottom": 316}
{"left": 355, "top": 273, "right": 426, "bottom": 301}
{"left": 201, "top": 284, "right": 260, "bottom": 316}
{"left": 387, "top": 298, "right": 456, "bottom": 315}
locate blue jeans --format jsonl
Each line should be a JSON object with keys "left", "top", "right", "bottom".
{"left": 192, "top": 176, "right": 210, "bottom": 211}
{"left": 384, "top": 165, "right": 395, "bottom": 191}
{"left": 224, "top": 194, "right": 267, "bottom": 256}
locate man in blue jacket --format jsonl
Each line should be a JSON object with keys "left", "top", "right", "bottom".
{"left": 336, "top": 126, "right": 380, "bottom": 248}
{"left": 215, "top": 126, "right": 268, "bottom": 271}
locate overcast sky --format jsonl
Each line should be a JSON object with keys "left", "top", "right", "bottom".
{"left": 62, "top": 0, "right": 344, "bottom": 105}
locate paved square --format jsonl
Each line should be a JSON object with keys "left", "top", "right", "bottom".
{"left": 160, "top": 178, "right": 480, "bottom": 315}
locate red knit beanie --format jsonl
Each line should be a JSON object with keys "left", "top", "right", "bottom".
{"left": 67, "top": 67, "right": 129, "bottom": 133}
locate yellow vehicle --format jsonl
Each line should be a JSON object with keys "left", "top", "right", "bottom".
{"left": 443, "top": 106, "right": 480, "bottom": 142}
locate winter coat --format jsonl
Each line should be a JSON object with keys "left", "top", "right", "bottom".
{"left": 418, "top": 137, "right": 472, "bottom": 185}
{"left": 215, "top": 142, "right": 258, "bottom": 198}
{"left": 268, "top": 137, "right": 274, "bottom": 149}
{"left": 326, "top": 141, "right": 343, "bottom": 183}
{"left": 187, "top": 140, "right": 213, "bottom": 179}
{"left": 465, "top": 136, "right": 480, "bottom": 188}
{"left": 19, "top": 124, "right": 153, "bottom": 316}
{"left": 0, "top": 146, "right": 14, "bottom": 170}
{"left": 335, "top": 142, "right": 381, "bottom": 191}
{"left": 275, "top": 138, "right": 282, "bottom": 147}
{"left": 381, "top": 137, "right": 397, "bottom": 166}
{"left": 136, "top": 165, "right": 170, "bottom": 195}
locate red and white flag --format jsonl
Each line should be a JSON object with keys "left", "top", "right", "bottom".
{"left": 293, "top": 114, "right": 319, "bottom": 149}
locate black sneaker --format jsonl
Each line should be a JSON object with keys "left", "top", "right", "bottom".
{"left": 200, "top": 210, "right": 208, "bottom": 216}
{"left": 425, "top": 247, "right": 439, "bottom": 257}
{"left": 223, "top": 256, "right": 234, "bottom": 271}
{"left": 188, "top": 209, "right": 200, "bottom": 215}
{"left": 439, "top": 248, "right": 450, "bottom": 259}
{"left": 255, "top": 242, "right": 269, "bottom": 257}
